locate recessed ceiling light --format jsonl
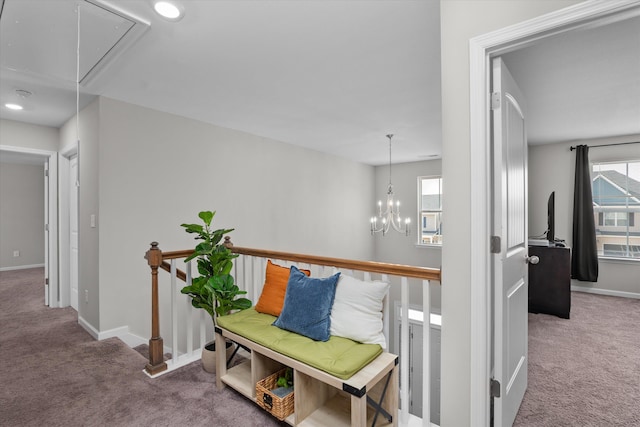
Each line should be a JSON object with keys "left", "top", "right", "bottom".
{"left": 153, "top": 1, "right": 184, "bottom": 21}
{"left": 5, "top": 103, "right": 23, "bottom": 110}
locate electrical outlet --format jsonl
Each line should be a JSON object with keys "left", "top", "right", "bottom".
{"left": 13, "top": 250, "right": 20, "bottom": 257}
{"left": 85, "top": 290, "right": 89, "bottom": 303}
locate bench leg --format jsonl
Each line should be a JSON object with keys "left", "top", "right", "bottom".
{"left": 215, "top": 331, "right": 227, "bottom": 390}
{"left": 351, "top": 393, "right": 368, "bottom": 427}
{"left": 384, "top": 364, "right": 399, "bottom": 427}
{"left": 368, "top": 370, "right": 394, "bottom": 426}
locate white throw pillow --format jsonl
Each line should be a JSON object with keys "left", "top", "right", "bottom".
{"left": 329, "top": 271, "right": 390, "bottom": 349}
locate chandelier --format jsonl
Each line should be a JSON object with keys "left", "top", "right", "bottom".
{"left": 370, "top": 134, "right": 411, "bottom": 236}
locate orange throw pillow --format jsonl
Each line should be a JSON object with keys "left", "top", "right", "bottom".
{"left": 255, "top": 260, "right": 310, "bottom": 317}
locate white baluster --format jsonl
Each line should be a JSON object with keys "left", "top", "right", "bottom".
{"left": 401, "top": 276, "right": 409, "bottom": 426}
{"left": 423, "top": 279, "right": 431, "bottom": 426}
{"left": 170, "top": 259, "right": 178, "bottom": 362}
{"left": 381, "top": 274, "right": 390, "bottom": 349}
{"left": 186, "top": 261, "right": 193, "bottom": 357}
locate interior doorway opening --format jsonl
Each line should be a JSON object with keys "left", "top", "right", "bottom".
{"left": 468, "top": 2, "right": 640, "bottom": 425}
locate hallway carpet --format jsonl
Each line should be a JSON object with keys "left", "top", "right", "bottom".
{"left": 0, "top": 268, "right": 283, "bottom": 427}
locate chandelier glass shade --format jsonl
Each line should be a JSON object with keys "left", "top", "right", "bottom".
{"left": 370, "top": 135, "right": 411, "bottom": 236}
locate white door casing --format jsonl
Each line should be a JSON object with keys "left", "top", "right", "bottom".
{"left": 491, "top": 57, "right": 528, "bottom": 427}
{"left": 70, "top": 156, "right": 79, "bottom": 310}
{"left": 44, "top": 161, "right": 50, "bottom": 306}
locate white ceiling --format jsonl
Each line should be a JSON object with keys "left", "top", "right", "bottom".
{"left": 1, "top": 0, "right": 639, "bottom": 166}
{"left": 502, "top": 13, "right": 640, "bottom": 145}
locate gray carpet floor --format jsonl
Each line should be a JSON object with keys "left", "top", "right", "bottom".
{"left": 0, "top": 267, "right": 283, "bottom": 427}
{"left": 514, "top": 291, "right": 640, "bottom": 426}
{"left": 2, "top": 267, "right": 638, "bottom": 426}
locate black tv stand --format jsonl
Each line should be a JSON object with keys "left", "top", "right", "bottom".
{"left": 528, "top": 245, "right": 571, "bottom": 319}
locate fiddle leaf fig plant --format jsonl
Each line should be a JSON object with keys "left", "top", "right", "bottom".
{"left": 180, "top": 210, "right": 252, "bottom": 323}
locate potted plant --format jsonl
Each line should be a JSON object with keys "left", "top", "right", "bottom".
{"left": 179, "top": 210, "right": 252, "bottom": 372}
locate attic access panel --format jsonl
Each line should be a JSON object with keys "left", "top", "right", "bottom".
{"left": 0, "top": 0, "right": 148, "bottom": 86}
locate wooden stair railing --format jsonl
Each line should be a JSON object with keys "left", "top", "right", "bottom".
{"left": 144, "top": 239, "right": 442, "bottom": 425}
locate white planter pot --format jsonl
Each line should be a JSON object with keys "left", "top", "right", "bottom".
{"left": 201, "top": 340, "right": 234, "bottom": 373}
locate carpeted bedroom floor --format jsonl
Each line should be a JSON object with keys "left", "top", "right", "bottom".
{"left": 514, "top": 291, "right": 640, "bottom": 426}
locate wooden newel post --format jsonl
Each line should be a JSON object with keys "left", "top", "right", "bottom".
{"left": 223, "top": 236, "right": 233, "bottom": 249}
{"left": 144, "top": 242, "right": 167, "bottom": 375}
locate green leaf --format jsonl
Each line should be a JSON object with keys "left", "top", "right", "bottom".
{"left": 194, "top": 242, "right": 213, "bottom": 255}
{"left": 184, "top": 251, "right": 199, "bottom": 263}
{"left": 199, "top": 211, "right": 215, "bottom": 226}
{"left": 181, "top": 223, "right": 204, "bottom": 234}
{"left": 231, "top": 297, "right": 252, "bottom": 310}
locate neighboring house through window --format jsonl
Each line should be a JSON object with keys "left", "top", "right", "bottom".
{"left": 418, "top": 176, "right": 442, "bottom": 245}
{"left": 592, "top": 161, "right": 640, "bottom": 259}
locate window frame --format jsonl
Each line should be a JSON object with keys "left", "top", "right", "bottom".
{"left": 591, "top": 159, "right": 640, "bottom": 261}
{"left": 417, "top": 175, "right": 443, "bottom": 247}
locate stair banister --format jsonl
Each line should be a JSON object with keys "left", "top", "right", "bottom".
{"left": 144, "top": 242, "right": 168, "bottom": 375}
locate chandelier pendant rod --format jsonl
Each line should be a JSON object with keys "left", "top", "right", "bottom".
{"left": 370, "top": 134, "right": 411, "bottom": 236}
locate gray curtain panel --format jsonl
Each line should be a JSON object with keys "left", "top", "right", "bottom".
{"left": 571, "top": 145, "right": 598, "bottom": 281}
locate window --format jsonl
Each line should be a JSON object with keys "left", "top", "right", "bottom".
{"left": 418, "top": 176, "right": 442, "bottom": 245}
{"left": 592, "top": 160, "right": 640, "bottom": 260}
{"left": 599, "top": 212, "right": 631, "bottom": 227}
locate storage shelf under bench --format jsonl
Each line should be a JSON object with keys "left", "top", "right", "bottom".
{"left": 215, "top": 327, "right": 398, "bottom": 427}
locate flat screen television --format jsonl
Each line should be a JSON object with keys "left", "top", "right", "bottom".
{"left": 546, "top": 191, "right": 555, "bottom": 244}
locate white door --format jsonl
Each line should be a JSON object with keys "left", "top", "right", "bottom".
{"left": 491, "top": 57, "right": 528, "bottom": 427}
{"left": 58, "top": 154, "right": 70, "bottom": 307}
{"left": 44, "top": 161, "right": 50, "bottom": 306}
{"left": 70, "top": 156, "right": 79, "bottom": 310}
{"left": 44, "top": 155, "right": 59, "bottom": 307}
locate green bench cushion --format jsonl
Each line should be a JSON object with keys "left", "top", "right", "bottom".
{"left": 217, "top": 308, "right": 383, "bottom": 380}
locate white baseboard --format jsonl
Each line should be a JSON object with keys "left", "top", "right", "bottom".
{"left": 118, "top": 332, "right": 148, "bottom": 349}
{"left": 77, "top": 319, "right": 194, "bottom": 362}
{"left": 78, "top": 316, "right": 100, "bottom": 339}
{"left": 98, "top": 325, "right": 130, "bottom": 341}
{"left": 77, "top": 318, "right": 142, "bottom": 345}
{"left": 0, "top": 263, "right": 45, "bottom": 272}
{"left": 571, "top": 285, "right": 640, "bottom": 300}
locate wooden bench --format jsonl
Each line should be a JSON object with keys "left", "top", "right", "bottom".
{"left": 214, "top": 324, "right": 398, "bottom": 426}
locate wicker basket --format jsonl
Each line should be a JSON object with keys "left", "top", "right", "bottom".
{"left": 256, "top": 368, "right": 295, "bottom": 421}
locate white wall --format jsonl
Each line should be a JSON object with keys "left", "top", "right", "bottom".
{"left": 529, "top": 134, "right": 640, "bottom": 297}
{"left": 59, "top": 99, "right": 101, "bottom": 329}
{"left": 0, "top": 163, "right": 44, "bottom": 269}
{"left": 439, "top": 1, "right": 583, "bottom": 425}
{"left": 0, "top": 120, "right": 58, "bottom": 271}
{"left": 93, "top": 97, "right": 375, "bottom": 339}
{"left": 0, "top": 119, "right": 59, "bottom": 152}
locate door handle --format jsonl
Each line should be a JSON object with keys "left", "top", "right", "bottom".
{"left": 525, "top": 255, "right": 539, "bottom": 265}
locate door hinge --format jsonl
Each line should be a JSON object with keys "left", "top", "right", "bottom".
{"left": 45, "top": 224, "right": 49, "bottom": 232}
{"left": 490, "top": 378, "right": 501, "bottom": 398}
{"left": 45, "top": 278, "right": 49, "bottom": 285}
{"left": 491, "top": 92, "right": 501, "bottom": 110}
{"left": 490, "top": 236, "right": 501, "bottom": 253}
{"left": 45, "top": 169, "right": 49, "bottom": 177}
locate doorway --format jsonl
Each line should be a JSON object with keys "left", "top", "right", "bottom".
{"left": 468, "top": 2, "right": 640, "bottom": 425}
{"left": 0, "top": 146, "right": 58, "bottom": 306}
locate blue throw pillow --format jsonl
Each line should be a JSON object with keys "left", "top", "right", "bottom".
{"left": 272, "top": 266, "right": 340, "bottom": 341}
